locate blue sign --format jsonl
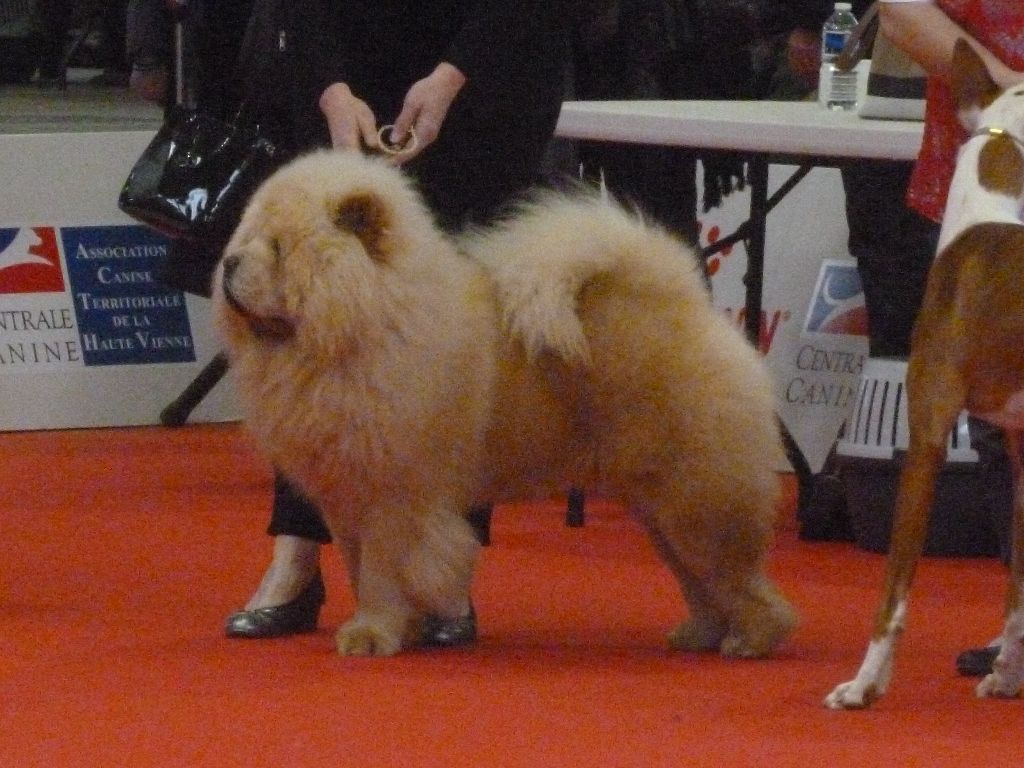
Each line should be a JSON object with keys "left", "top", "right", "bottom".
{"left": 62, "top": 226, "right": 196, "bottom": 366}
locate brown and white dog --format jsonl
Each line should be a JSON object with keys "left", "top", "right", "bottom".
{"left": 826, "top": 40, "right": 1024, "bottom": 709}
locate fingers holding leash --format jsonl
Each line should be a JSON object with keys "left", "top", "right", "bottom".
{"left": 383, "top": 109, "right": 435, "bottom": 164}
{"left": 377, "top": 125, "right": 420, "bottom": 159}
{"left": 319, "top": 65, "right": 466, "bottom": 163}
{"left": 384, "top": 63, "right": 466, "bottom": 164}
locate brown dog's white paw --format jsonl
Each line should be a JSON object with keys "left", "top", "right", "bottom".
{"left": 976, "top": 659, "right": 1024, "bottom": 699}
{"left": 825, "top": 637, "right": 896, "bottom": 709}
{"left": 976, "top": 636, "right": 1024, "bottom": 698}
{"left": 824, "top": 680, "right": 879, "bottom": 710}
{"left": 335, "top": 619, "right": 404, "bottom": 657}
{"left": 975, "top": 674, "right": 1021, "bottom": 699}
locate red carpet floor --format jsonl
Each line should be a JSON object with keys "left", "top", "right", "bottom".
{"left": 1, "top": 423, "right": 1022, "bottom": 767}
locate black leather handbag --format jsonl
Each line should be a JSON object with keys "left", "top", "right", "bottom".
{"left": 118, "top": 1, "right": 284, "bottom": 297}
{"left": 118, "top": 104, "right": 278, "bottom": 245}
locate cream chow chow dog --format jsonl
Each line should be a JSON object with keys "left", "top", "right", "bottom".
{"left": 213, "top": 149, "right": 797, "bottom": 659}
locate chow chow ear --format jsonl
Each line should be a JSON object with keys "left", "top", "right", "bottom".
{"left": 333, "top": 192, "right": 390, "bottom": 261}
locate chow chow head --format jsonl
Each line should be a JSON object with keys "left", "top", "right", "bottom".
{"left": 213, "top": 149, "right": 451, "bottom": 361}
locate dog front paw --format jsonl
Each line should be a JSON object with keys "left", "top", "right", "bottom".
{"left": 976, "top": 672, "right": 1023, "bottom": 699}
{"left": 335, "top": 619, "right": 403, "bottom": 657}
{"left": 824, "top": 680, "right": 879, "bottom": 710}
{"left": 976, "top": 643, "right": 1024, "bottom": 698}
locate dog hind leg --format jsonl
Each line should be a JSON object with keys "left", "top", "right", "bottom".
{"left": 978, "top": 430, "right": 1024, "bottom": 698}
{"left": 640, "top": 519, "right": 729, "bottom": 652}
{"left": 639, "top": 510, "right": 797, "bottom": 658}
{"left": 714, "top": 574, "right": 799, "bottom": 659}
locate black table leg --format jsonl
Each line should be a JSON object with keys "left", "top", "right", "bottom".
{"left": 738, "top": 157, "right": 816, "bottom": 513}
{"left": 744, "top": 156, "right": 770, "bottom": 346}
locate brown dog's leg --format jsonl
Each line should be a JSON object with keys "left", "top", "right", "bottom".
{"left": 978, "top": 430, "right": 1024, "bottom": 698}
{"left": 826, "top": 363, "right": 962, "bottom": 708}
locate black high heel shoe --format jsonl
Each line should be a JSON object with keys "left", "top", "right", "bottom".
{"left": 420, "top": 605, "right": 477, "bottom": 648}
{"left": 225, "top": 571, "right": 326, "bottom": 639}
{"left": 225, "top": 571, "right": 478, "bottom": 646}
{"left": 956, "top": 644, "right": 1000, "bottom": 677}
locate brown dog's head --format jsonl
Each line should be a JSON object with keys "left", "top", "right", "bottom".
{"left": 212, "top": 149, "right": 443, "bottom": 361}
{"left": 951, "top": 39, "right": 1022, "bottom": 130}
{"left": 951, "top": 39, "right": 1024, "bottom": 199}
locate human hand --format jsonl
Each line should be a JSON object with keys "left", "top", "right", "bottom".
{"left": 786, "top": 28, "right": 822, "bottom": 90}
{"left": 387, "top": 63, "right": 466, "bottom": 164}
{"left": 318, "top": 82, "right": 381, "bottom": 151}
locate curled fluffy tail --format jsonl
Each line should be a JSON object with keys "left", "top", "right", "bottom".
{"left": 463, "top": 191, "right": 704, "bottom": 367}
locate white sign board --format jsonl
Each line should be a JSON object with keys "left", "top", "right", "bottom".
{"left": 0, "top": 131, "right": 239, "bottom": 429}
{"left": 700, "top": 164, "right": 869, "bottom": 473}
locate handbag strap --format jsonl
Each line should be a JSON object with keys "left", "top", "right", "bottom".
{"left": 163, "top": 0, "right": 199, "bottom": 109}
{"left": 836, "top": 2, "right": 879, "bottom": 72}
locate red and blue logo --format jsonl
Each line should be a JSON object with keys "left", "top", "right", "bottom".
{"left": 803, "top": 260, "right": 868, "bottom": 337}
{"left": 0, "top": 227, "right": 66, "bottom": 294}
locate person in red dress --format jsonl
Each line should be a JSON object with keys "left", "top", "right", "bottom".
{"left": 882, "top": 0, "right": 1024, "bottom": 221}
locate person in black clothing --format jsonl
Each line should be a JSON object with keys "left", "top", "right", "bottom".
{"left": 570, "top": 0, "right": 760, "bottom": 250}
{"left": 215, "top": 0, "right": 569, "bottom": 642}
{"left": 776, "top": 0, "right": 937, "bottom": 545}
{"left": 126, "top": 0, "right": 567, "bottom": 642}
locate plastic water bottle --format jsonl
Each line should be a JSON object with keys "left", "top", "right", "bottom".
{"left": 819, "top": 2, "right": 859, "bottom": 111}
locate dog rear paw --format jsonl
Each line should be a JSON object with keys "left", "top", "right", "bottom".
{"left": 335, "top": 620, "right": 403, "bottom": 657}
{"left": 824, "top": 680, "right": 878, "bottom": 710}
{"left": 976, "top": 643, "right": 1024, "bottom": 698}
{"left": 667, "top": 618, "right": 727, "bottom": 653}
{"left": 720, "top": 630, "right": 780, "bottom": 659}
{"left": 720, "top": 596, "right": 799, "bottom": 659}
